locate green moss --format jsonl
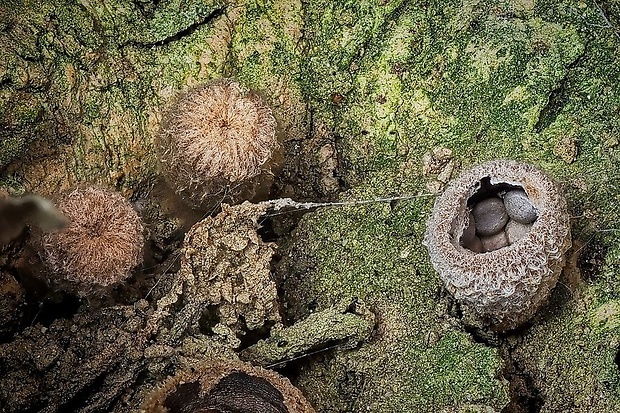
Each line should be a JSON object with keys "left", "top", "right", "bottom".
{"left": 241, "top": 298, "right": 375, "bottom": 367}
{"left": 228, "top": 0, "right": 303, "bottom": 93}
{"left": 0, "top": 175, "right": 26, "bottom": 195}
{"left": 513, "top": 242, "right": 620, "bottom": 412}
{"left": 1, "top": 0, "right": 306, "bottom": 193}
{"left": 282, "top": 199, "right": 509, "bottom": 411}
{"left": 317, "top": 1, "right": 585, "bottom": 184}
{"left": 2, "top": 0, "right": 620, "bottom": 411}
{"left": 0, "top": 137, "right": 26, "bottom": 169}
{"left": 413, "top": 331, "right": 506, "bottom": 407}
{"left": 283, "top": 0, "right": 620, "bottom": 411}
{"left": 0, "top": 87, "right": 46, "bottom": 168}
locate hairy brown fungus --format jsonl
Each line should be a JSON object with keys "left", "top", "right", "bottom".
{"left": 36, "top": 185, "right": 144, "bottom": 295}
{"left": 423, "top": 160, "right": 571, "bottom": 330}
{"left": 156, "top": 79, "right": 280, "bottom": 207}
{"left": 141, "top": 361, "right": 315, "bottom": 413}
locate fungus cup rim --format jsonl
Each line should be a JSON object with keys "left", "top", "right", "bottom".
{"left": 425, "top": 160, "right": 561, "bottom": 261}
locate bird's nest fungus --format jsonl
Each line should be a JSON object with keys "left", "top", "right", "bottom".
{"left": 424, "top": 160, "right": 571, "bottom": 330}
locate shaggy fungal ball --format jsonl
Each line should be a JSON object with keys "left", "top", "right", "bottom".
{"left": 38, "top": 186, "right": 143, "bottom": 294}
{"left": 157, "top": 79, "right": 279, "bottom": 207}
{"left": 423, "top": 160, "right": 571, "bottom": 330}
{"left": 140, "top": 361, "right": 315, "bottom": 413}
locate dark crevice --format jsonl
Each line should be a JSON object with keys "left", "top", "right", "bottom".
{"left": 1, "top": 20, "right": 14, "bottom": 34}
{"left": 534, "top": 50, "right": 586, "bottom": 133}
{"left": 56, "top": 370, "right": 112, "bottom": 413}
{"left": 578, "top": 239, "right": 608, "bottom": 281}
{"left": 445, "top": 295, "right": 501, "bottom": 346}
{"left": 237, "top": 319, "right": 276, "bottom": 351}
{"left": 502, "top": 358, "right": 544, "bottom": 413}
{"left": 466, "top": 177, "right": 523, "bottom": 207}
{"left": 9, "top": 245, "right": 84, "bottom": 334}
{"left": 614, "top": 346, "right": 620, "bottom": 371}
{"left": 445, "top": 288, "right": 547, "bottom": 413}
{"left": 257, "top": 216, "right": 278, "bottom": 243}
{"left": 40, "top": 295, "right": 82, "bottom": 326}
{"left": 273, "top": 357, "right": 302, "bottom": 385}
{"left": 11, "top": 50, "right": 40, "bottom": 64}
{"left": 0, "top": 77, "right": 13, "bottom": 89}
{"left": 127, "top": 7, "right": 226, "bottom": 48}
{"left": 338, "top": 370, "right": 365, "bottom": 411}
{"left": 332, "top": 132, "right": 350, "bottom": 191}
{"left": 533, "top": 82, "right": 569, "bottom": 133}
{"left": 299, "top": 338, "right": 350, "bottom": 360}
{"left": 198, "top": 304, "right": 221, "bottom": 336}
{"left": 463, "top": 323, "right": 501, "bottom": 347}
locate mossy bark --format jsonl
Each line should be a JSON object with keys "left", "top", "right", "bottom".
{"left": 281, "top": 0, "right": 620, "bottom": 411}
{"left": 0, "top": 0, "right": 306, "bottom": 197}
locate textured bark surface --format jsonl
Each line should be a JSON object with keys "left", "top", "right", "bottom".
{"left": 2, "top": 0, "right": 620, "bottom": 412}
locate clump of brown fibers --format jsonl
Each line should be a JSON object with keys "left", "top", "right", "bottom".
{"left": 37, "top": 185, "right": 144, "bottom": 294}
{"left": 157, "top": 79, "right": 279, "bottom": 207}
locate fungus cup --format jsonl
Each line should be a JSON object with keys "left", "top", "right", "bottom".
{"left": 156, "top": 79, "right": 280, "bottom": 207}
{"left": 423, "top": 160, "right": 571, "bottom": 330}
{"left": 37, "top": 185, "right": 144, "bottom": 294}
{"left": 141, "top": 360, "right": 315, "bottom": 413}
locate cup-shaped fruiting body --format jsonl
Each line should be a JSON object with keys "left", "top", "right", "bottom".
{"left": 141, "top": 361, "right": 315, "bottom": 413}
{"left": 37, "top": 185, "right": 144, "bottom": 294}
{"left": 157, "top": 79, "right": 280, "bottom": 207}
{"left": 423, "top": 160, "right": 571, "bottom": 330}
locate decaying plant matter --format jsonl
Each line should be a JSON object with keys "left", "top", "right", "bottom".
{"left": 145, "top": 201, "right": 282, "bottom": 345}
{"left": 3, "top": 200, "right": 378, "bottom": 412}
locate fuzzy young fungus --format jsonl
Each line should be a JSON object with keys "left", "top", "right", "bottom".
{"left": 37, "top": 185, "right": 144, "bottom": 294}
{"left": 157, "top": 79, "right": 279, "bottom": 207}
{"left": 141, "top": 361, "right": 315, "bottom": 413}
{"left": 423, "top": 160, "right": 571, "bottom": 329}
